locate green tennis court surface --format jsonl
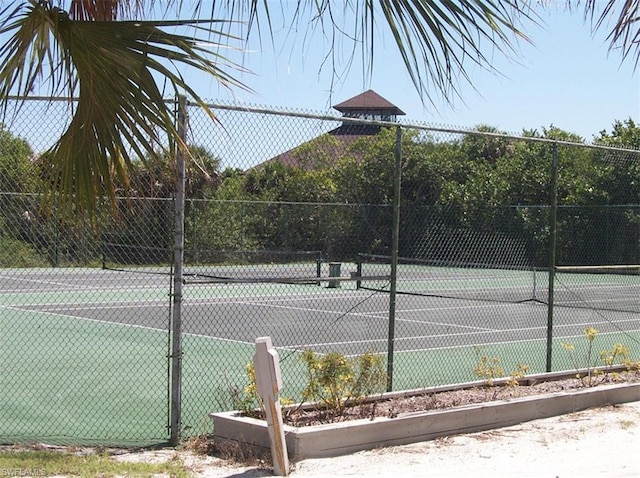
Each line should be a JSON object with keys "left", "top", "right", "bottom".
{"left": 2, "top": 265, "right": 639, "bottom": 445}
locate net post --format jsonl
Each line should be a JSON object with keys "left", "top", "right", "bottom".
{"left": 356, "top": 254, "right": 363, "bottom": 290}
{"left": 316, "top": 251, "right": 322, "bottom": 286}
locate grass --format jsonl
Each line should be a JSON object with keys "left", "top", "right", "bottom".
{"left": 0, "top": 447, "right": 192, "bottom": 478}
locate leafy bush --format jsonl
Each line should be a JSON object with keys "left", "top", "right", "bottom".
{"left": 0, "top": 235, "right": 47, "bottom": 267}
{"left": 232, "top": 350, "right": 386, "bottom": 421}
{"left": 301, "top": 350, "right": 386, "bottom": 417}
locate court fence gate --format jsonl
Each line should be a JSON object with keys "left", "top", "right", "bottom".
{"left": 1, "top": 96, "right": 639, "bottom": 446}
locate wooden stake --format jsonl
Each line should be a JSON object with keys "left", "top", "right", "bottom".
{"left": 254, "top": 337, "right": 289, "bottom": 476}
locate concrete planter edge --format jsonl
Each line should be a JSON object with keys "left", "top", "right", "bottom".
{"left": 210, "top": 377, "right": 640, "bottom": 460}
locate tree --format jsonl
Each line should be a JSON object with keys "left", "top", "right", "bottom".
{"left": 0, "top": 0, "right": 532, "bottom": 220}
{"left": 594, "top": 119, "right": 640, "bottom": 205}
{"left": 591, "top": 119, "right": 640, "bottom": 264}
{"left": 1, "top": 1, "right": 638, "bottom": 220}
{"left": 578, "top": 1, "right": 640, "bottom": 68}
{"left": 597, "top": 118, "right": 640, "bottom": 149}
{"left": 0, "top": 127, "right": 40, "bottom": 261}
{"left": 0, "top": 1, "right": 246, "bottom": 220}
{"left": 0, "top": 125, "right": 34, "bottom": 193}
{"left": 200, "top": 160, "right": 339, "bottom": 253}
{"left": 127, "top": 144, "right": 221, "bottom": 199}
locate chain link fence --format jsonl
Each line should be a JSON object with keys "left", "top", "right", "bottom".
{"left": 1, "top": 97, "right": 638, "bottom": 445}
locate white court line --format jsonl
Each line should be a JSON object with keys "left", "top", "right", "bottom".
{"left": 396, "top": 317, "right": 496, "bottom": 332}
{"left": 1, "top": 284, "right": 165, "bottom": 294}
{"left": 15, "top": 301, "right": 169, "bottom": 311}
{"left": 25, "top": 292, "right": 636, "bottom": 337}
{"left": 5, "top": 289, "right": 638, "bottom": 354}
{"left": 391, "top": 302, "right": 533, "bottom": 331}
{"left": 7, "top": 294, "right": 498, "bottom": 335}
{"left": 1, "top": 289, "right": 365, "bottom": 310}
{"left": 393, "top": 328, "right": 640, "bottom": 355}
{"left": 286, "top": 316, "right": 640, "bottom": 353}
{"left": 229, "top": 295, "right": 494, "bottom": 330}
{"left": 550, "top": 315, "right": 640, "bottom": 329}
{"left": 1, "top": 304, "right": 256, "bottom": 347}
{"left": 185, "top": 289, "right": 379, "bottom": 305}
{"left": 6, "top": 299, "right": 504, "bottom": 335}
{"left": 0, "top": 296, "right": 169, "bottom": 309}
{"left": 393, "top": 336, "right": 548, "bottom": 354}
{"left": 392, "top": 320, "right": 640, "bottom": 346}
{"left": 2, "top": 304, "right": 169, "bottom": 334}
{"left": 241, "top": 302, "right": 529, "bottom": 337}
{"left": 220, "top": 296, "right": 539, "bottom": 332}
{"left": 0, "top": 274, "right": 110, "bottom": 290}
{"left": 283, "top": 324, "right": 640, "bottom": 355}
{"left": 228, "top": 300, "right": 386, "bottom": 321}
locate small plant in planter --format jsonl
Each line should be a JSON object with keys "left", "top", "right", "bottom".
{"left": 227, "top": 333, "right": 640, "bottom": 429}
{"left": 227, "top": 362, "right": 264, "bottom": 418}
{"left": 562, "top": 327, "right": 640, "bottom": 387}
{"left": 298, "top": 350, "right": 386, "bottom": 421}
{"left": 212, "top": 339, "right": 640, "bottom": 461}
{"left": 228, "top": 350, "right": 386, "bottom": 422}
{"left": 473, "top": 350, "right": 530, "bottom": 399}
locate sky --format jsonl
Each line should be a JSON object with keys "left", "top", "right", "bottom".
{"left": 2, "top": 2, "right": 636, "bottom": 147}
{"left": 190, "top": 4, "right": 639, "bottom": 142}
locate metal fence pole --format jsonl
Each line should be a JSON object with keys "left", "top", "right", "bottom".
{"left": 170, "top": 95, "right": 187, "bottom": 445}
{"left": 387, "top": 126, "right": 403, "bottom": 392}
{"left": 546, "top": 142, "right": 559, "bottom": 372}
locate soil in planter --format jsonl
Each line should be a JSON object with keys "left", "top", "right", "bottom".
{"left": 281, "top": 370, "right": 640, "bottom": 427}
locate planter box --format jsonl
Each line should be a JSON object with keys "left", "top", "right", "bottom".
{"left": 211, "top": 373, "right": 640, "bottom": 460}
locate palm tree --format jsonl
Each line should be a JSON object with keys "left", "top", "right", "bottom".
{"left": 0, "top": 1, "right": 636, "bottom": 219}
{"left": 0, "top": 1, "right": 249, "bottom": 219}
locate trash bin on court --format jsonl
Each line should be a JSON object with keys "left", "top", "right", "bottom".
{"left": 328, "top": 262, "right": 341, "bottom": 288}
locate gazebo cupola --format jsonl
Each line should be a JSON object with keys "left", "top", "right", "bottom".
{"left": 332, "top": 89, "right": 406, "bottom": 123}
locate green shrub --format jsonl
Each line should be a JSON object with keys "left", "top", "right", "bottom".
{"left": 0, "top": 236, "right": 47, "bottom": 267}
{"left": 233, "top": 350, "right": 387, "bottom": 421}
{"left": 301, "top": 350, "right": 386, "bottom": 417}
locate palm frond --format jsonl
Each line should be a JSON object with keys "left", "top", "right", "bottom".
{"left": 582, "top": 0, "right": 640, "bottom": 68}
{"left": 0, "top": 1, "right": 249, "bottom": 221}
{"left": 64, "top": 0, "right": 184, "bottom": 21}
{"left": 68, "top": 0, "right": 122, "bottom": 21}
{"left": 204, "top": 0, "right": 536, "bottom": 107}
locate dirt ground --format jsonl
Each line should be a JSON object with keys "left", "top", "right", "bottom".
{"left": 115, "top": 400, "right": 640, "bottom": 477}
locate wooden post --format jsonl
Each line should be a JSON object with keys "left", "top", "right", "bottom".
{"left": 253, "top": 337, "right": 289, "bottom": 476}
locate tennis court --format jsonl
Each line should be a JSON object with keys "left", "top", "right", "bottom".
{"left": 2, "top": 260, "right": 639, "bottom": 444}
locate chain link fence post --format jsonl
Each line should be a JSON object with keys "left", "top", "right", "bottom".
{"left": 545, "top": 142, "right": 559, "bottom": 372}
{"left": 170, "top": 94, "right": 188, "bottom": 445}
{"left": 386, "top": 125, "right": 403, "bottom": 392}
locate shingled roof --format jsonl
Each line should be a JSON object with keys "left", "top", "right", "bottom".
{"left": 332, "top": 89, "right": 406, "bottom": 116}
{"left": 257, "top": 90, "right": 404, "bottom": 169}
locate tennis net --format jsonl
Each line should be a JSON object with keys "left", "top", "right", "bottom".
{"left": 356, "top": 253, "right": 541, "bottom": 304}
{"left": 102, "top": 244, "right": 323, "bottom": 285}
{"left": 554, "top": 265, "right": 640, "bottom": 314}
{"left": 356, "top": 253, "right": 640, "bottom": 314}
